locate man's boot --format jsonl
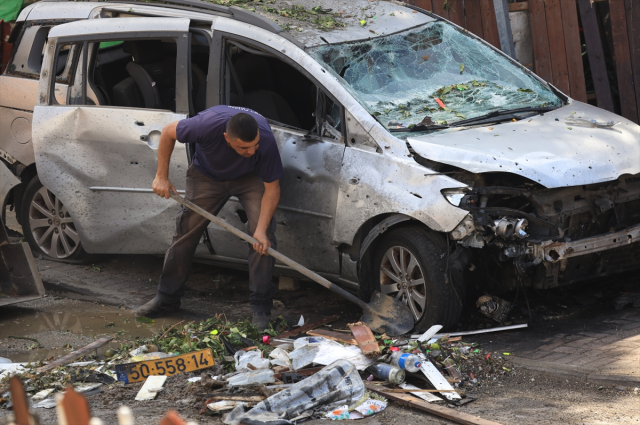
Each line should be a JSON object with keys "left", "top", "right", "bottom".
{"left": 252, "top": 312, "right": 271, "bottom": 331}
{"left": 135, "top": 295, "right": 181, "bottom": 318}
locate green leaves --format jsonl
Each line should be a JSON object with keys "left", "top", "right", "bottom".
{"left": 517, "top": 88, "right": 534, "bottom": 92}
{"left": 360, "top": 19, "right": 367, "bottom": 27}
{"left": 459, "top": 63, "right": 464, "bottom": 74}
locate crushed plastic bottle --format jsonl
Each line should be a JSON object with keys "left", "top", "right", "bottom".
{"left": 389, "top": 352, "right": 422, "bottom": 373}
{"left": 366, "top": 363, "right": 405, "bottom": 384}
{"left": 227, "top": 369, "right": 275, "bottom": 386}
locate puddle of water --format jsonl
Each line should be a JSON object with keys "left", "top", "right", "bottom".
{"left": 0, "top": 299, "right": 183, "bottom": 363}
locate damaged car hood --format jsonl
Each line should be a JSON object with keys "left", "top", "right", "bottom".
{"left": 407, "top": 102, "right": 640, "bottom": 188}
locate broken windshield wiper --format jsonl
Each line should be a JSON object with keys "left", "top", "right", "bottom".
{"left": 388, "top": 106, "right": 559, "bottom": 133}
{"left": 450, "top": 106, "right": 558, "bottom": 127}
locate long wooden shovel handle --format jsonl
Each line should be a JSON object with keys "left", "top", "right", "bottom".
{"left": 170, "top": 191, "right": 366, "bottom": 310}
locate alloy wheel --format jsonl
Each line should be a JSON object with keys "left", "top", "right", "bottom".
{"left": 379, "top": 246, "right": 427, "bottom": 322}
{"left": 28, "top": 186, "right": 80, "bottom": 259}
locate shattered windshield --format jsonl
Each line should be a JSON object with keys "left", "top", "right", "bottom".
{"left": 309, "top": 21, "right": 562, "bottom": 136}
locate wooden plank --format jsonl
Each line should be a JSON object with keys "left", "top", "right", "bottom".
{"left": 348, "top": 322, "right": 381, "bottom": 357}
{"left": 528, "top": 0, "right": 553, "bottom": 83}
{"left": 307, "top": 328, "right": 357, "bottom": 345}
{"left": 9, "top": 377, "right": 30, "bottom": 425}
{"left": 447, "top": 0, "right": 465, "bottom": 27}
{"left": 480, "top": 0, "right": 501, "bottom": 48}
{"left": 274, "top": 315, "right": 339, "bottom": 339}
{"left": 37, "top": 336, "right": 113, "bottom": 373}
{"left": 464, "top": 0, "right": 485, "bottom": 38}
{"left": 626, "top": 0, "right": 640, "bottom": 123}
{"left": 60, "top": 386, "right": 91, "bottom": 425}
{"left": 508, "top": 1, "right": 529, "bottom": 12}
{"left": 609, "top": 0, "right": 639, "bottom": 123}
{"left": 577, "top": 0, "right": 614, "bottom": 112}
{"left": 415, "top": 0, "right": 433, "bottom": 11}
{"left": 432, "top": 0, "right": 449, "bottom": 19}
{"left": 366, "top": 383, "right": 504, "bottom": 425}
{"left": 544, "top": 0, "right": 570, "bottom": 92}
{"left": 560, "top": 0, "right": 587, "bottom": 102}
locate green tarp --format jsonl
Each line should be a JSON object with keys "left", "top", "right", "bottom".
{"left": 0, "top": 0, "right": 24, "bottom": 22}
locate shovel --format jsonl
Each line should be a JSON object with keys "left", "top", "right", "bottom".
{"left": 169, "top": 191, "right": 414, "bottom": 335}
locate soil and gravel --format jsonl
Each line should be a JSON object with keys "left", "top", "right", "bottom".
{"left": 2, "top": 211, "right": 640, "bottom": 424}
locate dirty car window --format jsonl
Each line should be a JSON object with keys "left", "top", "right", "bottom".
{"left": 309, "top": 22, "right": 562, "bottom": 135}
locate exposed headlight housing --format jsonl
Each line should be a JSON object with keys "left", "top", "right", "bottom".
{"left": 441, "top": 188, "right": 468, "bottom": 207}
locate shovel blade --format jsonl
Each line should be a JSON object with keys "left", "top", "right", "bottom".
{"left": 361, "top": 291, "right": 415, "bottom": 336}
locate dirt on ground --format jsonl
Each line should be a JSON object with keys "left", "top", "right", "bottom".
{"left": 2, "top": 211, "right": 640, "bottom": 424}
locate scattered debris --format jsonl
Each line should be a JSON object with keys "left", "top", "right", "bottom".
{"left": 307, "top": 329, "right": 357, "bottom": 345}
{"left": 411, "top": 323, "right": 528, "bottom": 339}
{"left": 476, "top": 295, "right": 514, "bottom": 323}
{"left": 367, "top": 363, "right": 405, "bottom": 384}
{"left": 349, "top": 322, "right": 381, "bottom": 358}
{"left": 223, "top": 359, "right": 364, "bottom": 425}
{"left": 613, "top": 292, "right": 640, "bottom": 310}
{"left": 135, "top": 375, "right": 167, "bottom": 401}
{"left": 274, "top": 315, "right": 340, "bottom": 339}
{"left": 37, "top": 336, "right": 114, "bottom": 373}
{"left": 366, "top": 383, "right": 504, "bottom": 425}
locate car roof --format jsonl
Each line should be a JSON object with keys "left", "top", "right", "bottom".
{"left": 26, "top": 0, "right": 435, "bottom": 48}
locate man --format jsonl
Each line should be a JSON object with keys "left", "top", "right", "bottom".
{"left": 135, "top": 105, "right": 283, "bottom": 330}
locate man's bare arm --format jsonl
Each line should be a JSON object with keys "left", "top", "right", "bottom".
{"left": 253, "top": 179, "right": 280, "bottom": 255}
{"left": 152, "top": 121, "right": 179, "bottom": 199}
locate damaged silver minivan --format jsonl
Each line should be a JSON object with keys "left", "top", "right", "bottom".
{"left": 1, "top": 0, "right": 639, "bottom": 331}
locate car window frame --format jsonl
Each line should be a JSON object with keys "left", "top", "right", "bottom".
{"left": 45, "top": 30, "right": 192, "bottom": 114}
{"left": 7, "top": 20, "right": 78, "bottom": 84}
{"left": 211, "top": 31, "right": 346, "bottom": 142}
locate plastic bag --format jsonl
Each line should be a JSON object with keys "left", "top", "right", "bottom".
{"left": 223, "top": 359, "right": 364, "bottom": 425}
{"left": 234, "top": 350, "right": 270, "bottom": 371}
{"left": 227, "top": 369, "right": 275, "bottom": 386}
{"left": 269, "top": 347, "right": 292, "bottom": 369}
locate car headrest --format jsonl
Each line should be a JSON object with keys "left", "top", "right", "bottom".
{"left": 123, "top": 40, "right": 165, "bottom": 64}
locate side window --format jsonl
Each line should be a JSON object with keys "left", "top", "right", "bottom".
{"left": 222, "top": 38, "right": 343, "bottom": 140}
{"left": 57, "top": 38, "right": 179, "bottom": 110}
{"left": 53, "top": 33, "right": 208, "bottom": 113}
{"left": 8, "top": 24, "right": 75, "bottom": 82}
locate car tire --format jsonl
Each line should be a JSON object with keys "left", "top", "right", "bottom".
{"left": 20, "top": 176, "right": 91, "bottom": 263}
{"left": 364, "top": 226, "right": 463, "bottom": 332}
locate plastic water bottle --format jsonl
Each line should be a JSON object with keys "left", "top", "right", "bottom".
{"left": 390, "top": 352, "right": 422, "bottom": 373}
{"left": 366, "top": 363, "right": 406, "bottom": 384}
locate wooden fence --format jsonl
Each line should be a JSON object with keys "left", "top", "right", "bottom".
{"left": 405, "top": 0, "right": 640, "bottom": 125}
{"left": 404, "top": 0, "right": 502, "bottom": 49}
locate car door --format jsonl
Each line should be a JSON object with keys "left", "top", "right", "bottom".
{"left": 32, "top": 17, "right": 192, "bottom": 254}
{"left": 203, "top": 33, "right": 345, "bottom": 274}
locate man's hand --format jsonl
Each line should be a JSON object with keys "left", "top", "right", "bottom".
{"left": 252, "top": 229, "right": 271, "bottom": 255}
{"left": 153, "top": 121, "right": 179, "bottom": 199}
{"left": 152, "top": 175, "right": 177, "bottom": 199}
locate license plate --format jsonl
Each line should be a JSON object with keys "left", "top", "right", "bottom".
{"left": 115, "top": 349, "right": 215, "bottom": 384}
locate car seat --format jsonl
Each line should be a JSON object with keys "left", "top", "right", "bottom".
{"left": 112, "top": 40, "right": 207, "bottom": 112}
{"left": 231, "top": 54, "right": 300, "bottom": 128}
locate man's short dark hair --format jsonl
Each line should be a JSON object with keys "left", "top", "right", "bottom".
{"left": 226, "top": 113, "right": 259, "bottom": 142}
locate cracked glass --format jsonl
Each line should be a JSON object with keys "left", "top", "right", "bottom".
{"left": 309, "top": 22, "right": 562, "bottom": 137}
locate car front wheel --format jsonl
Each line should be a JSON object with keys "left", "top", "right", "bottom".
{"left": 20, "top": 176, "right": 90, "bottom": 263}
{"left": 366, "top": 226, "right": 463, "bottom": 332}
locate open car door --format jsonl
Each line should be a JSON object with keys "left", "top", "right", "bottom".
{"left": 32, "top": 18, "right": 192, "bottom": 254}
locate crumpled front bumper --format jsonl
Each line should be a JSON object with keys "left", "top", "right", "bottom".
{"left": 540, "top": 222, "right": 640, "bottom": 263}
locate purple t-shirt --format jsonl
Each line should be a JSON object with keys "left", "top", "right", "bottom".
{"left": 176, "top": 105, "right": 284, "bottom": 183}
